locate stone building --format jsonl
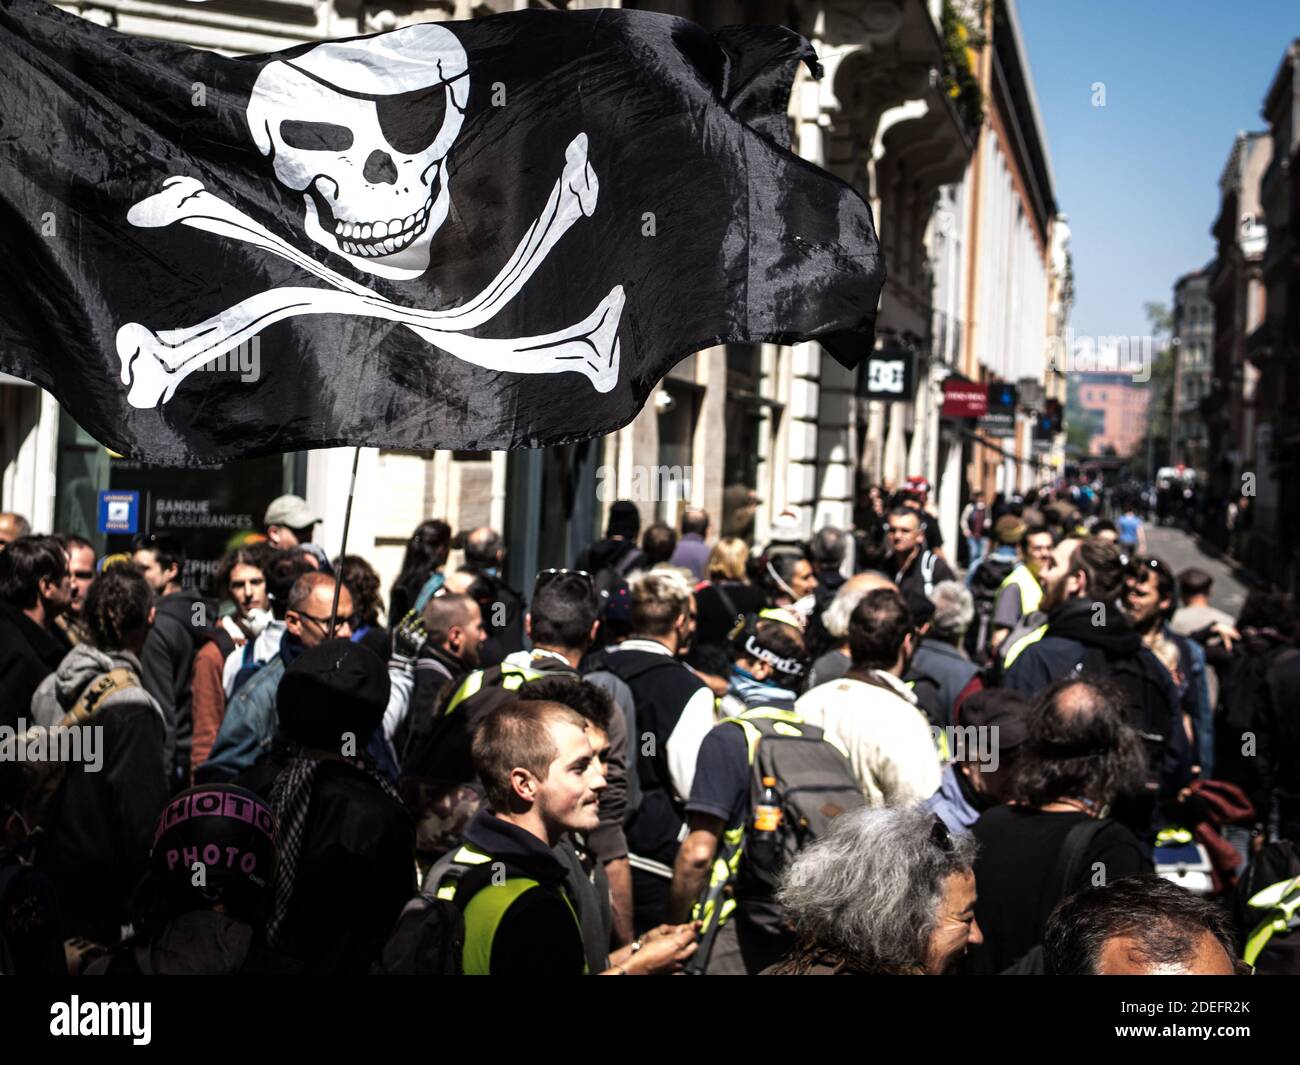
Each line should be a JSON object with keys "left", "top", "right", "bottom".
{"left": 1171, "top": 265, "right": 1215, "bottom": 472}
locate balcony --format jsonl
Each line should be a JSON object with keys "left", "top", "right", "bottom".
{"left": 1246, "top": 318, "right": 1285, "bottom": 369}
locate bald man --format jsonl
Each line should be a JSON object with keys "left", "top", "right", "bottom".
{"left": 459, "top": 526, "right": 525, "bottom": 665}
{"left": 806, "top": 571, "right": 898, "bottom": 687}
{"left": 0, "top": 512, "right": 31, "bottom": 550}
{"left": 198, "top": 572, "right": 352, "bottom": 783}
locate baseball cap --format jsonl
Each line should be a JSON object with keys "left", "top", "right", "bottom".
{"left": 264, "top": 494, "right": 320, "bottom": 530}
{"left": 956, "top": 689, "right": 1031, "bottom": 752}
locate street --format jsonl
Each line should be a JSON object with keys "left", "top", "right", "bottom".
{"left": 1145, "top": 524, "right": 1249, "bottom": 619}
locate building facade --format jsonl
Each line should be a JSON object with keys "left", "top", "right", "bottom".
{"left": 1249, "top": 39, "right": 1300, "bottom": 591}
{"left": 1171, "top": 266, "right": 1215, "bottom": 472}
{"left": 1076, "top": 372, "right": 1151, "bottom": 459}
{"left": 1208, "top": 130, "right": 1271, "bottom": 561}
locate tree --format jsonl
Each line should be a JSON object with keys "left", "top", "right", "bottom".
{"left": 1141, "top": 302, "right": 1176, "bottom": 476}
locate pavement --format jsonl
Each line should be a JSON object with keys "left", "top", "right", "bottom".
{"left": 1145, "top": 524, "right": 1250, "bottom": 619}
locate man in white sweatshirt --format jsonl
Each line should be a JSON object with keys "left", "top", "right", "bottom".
{"left": 795, "top": 588, "right": 941, "bottom": 807}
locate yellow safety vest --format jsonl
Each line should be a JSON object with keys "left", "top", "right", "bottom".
{"left": 435, "top": 842, "right": 587, "bottom": 975}
{"left": 1002, "top": 622, "right": 1049, "bottom": 670}
{"left": 1243, "top": 875, "right": 1300, "bottom": 967}
{"left": 444, "top": 662, "right": 549, "bottom": 715}
{"left": 998, "top": 563, "right": 1043, "bottom": 617}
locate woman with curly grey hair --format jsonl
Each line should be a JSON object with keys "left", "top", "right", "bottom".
{"left": 766, "top": 805, "right": 981, "bottom": 975}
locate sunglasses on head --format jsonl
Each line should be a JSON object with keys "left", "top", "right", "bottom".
{"left": 929, "top": 815, "right": 954, "bottom": 854}
{"left": 534, "top": 568, "right": 594, "bottom": 596}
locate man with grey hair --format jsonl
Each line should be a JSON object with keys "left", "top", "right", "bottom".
{"left": 200, "top": 571, "right": 352, "bottom": 783}
{"left": 583, "top": 567, "right": 715, "bottom": 933}
{"left": 910, "top": 580, "right": 979, "bottom": 726}
{"left": 766, "top": 805, "right": 981, "bottom": 975}
{"left": 806, "top": 571, "right": 896, "bottom": 687}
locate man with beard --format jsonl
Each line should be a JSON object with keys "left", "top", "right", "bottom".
{"left": 190, "top": 547, "right": 274, "bottom": 781}
{"left": 1002, "top": 539, "right": 1189, "bottom": 813}
{"left": 53, "top": 535, "right": 96, "bottom": 646}
{"left": 1123, "top": 556, "right": 1211, "bottom": 779}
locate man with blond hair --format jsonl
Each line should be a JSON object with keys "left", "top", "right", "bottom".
{"left": 583, "top": 567, "right": 715, "bottom": 933}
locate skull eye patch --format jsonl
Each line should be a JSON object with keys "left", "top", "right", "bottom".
{"left": 376, "top": 84, "right": 449, "bottom": 157}
{"left": 279, "top": 120, "right": 354, "bottom": 152}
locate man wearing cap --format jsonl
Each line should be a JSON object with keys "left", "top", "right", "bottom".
{"left": 924, "top": 689, "right": 1031, "bottom": 834}
{"left": 988, "top": 523, "right": 1055, "bottom": 657}
{"left": 263, "top": 495, "right": 320, "bottom": 551}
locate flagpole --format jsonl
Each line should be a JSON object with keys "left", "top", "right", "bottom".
{"left": 328, "top": 447, "right": 361, "bottom": 639}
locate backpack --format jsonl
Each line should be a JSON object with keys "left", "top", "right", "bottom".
{"left": 1233, "top": 839, "right": 1300, "bottom": 974}
{"left": 1080, "top": 645, "right": 1181, "bottom": 791}
{"left": 399, "top": 662, "right": 573, "bottom": 860}
{"left": 2, "top": 667, "right": 139, "bottom": 840}
{"left": 375, "top": 851, "right": 501, "bottom": 975}
{"left": 964, "top": 555, "right": 1017, "bottom": 662}
{"left": 688, "top": 708, "right": 863, "bottom": 972}
{"left": 592, "top": 546, "right": 642, "bottom": 629}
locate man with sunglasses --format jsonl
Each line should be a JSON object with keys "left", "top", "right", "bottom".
{"left": 199, "top": 572, "right": 352, "bottom": 783}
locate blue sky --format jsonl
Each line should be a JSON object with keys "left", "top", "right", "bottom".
{"left": 1015, "top": 0, "right": 1297, "bottom": 339}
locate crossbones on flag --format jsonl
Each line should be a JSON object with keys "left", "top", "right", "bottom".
{"left": 0, "top": 0, "right": 885, "bottom": 465}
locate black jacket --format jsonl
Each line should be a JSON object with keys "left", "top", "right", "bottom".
{"left": 583, "top": 646, "right": 706, "bottom": 865}
{"left": 399, "top": 655, "right": 579, "bottom": 862}
{"left": 139, "top": 590, "right": 213, "bottom": 778}
{"left": 1005, "top": 598, "right": 1190, "bottom": 799}
{"left": 246, "top": 759, "right": 415, "bottom": 975}
{"left": 455, "top": 809, "right": 586, "bottom": 975}
{"left": 466, "top": 571, "right": 526, "bottom": 668}
{"left": 0, "top": 601, "right": 69, "bottom": 731}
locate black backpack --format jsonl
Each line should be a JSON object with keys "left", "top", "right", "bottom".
{"left": 1233, "top": 839, "right": 1300, "bottom": 975}
{"left": 376, "top": 850, "right": 517, "bottom": 975}
{"left": 964, "top": 555, "right": 1017, "bottom": 662}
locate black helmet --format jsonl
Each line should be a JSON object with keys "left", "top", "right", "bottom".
{"left": 149, "top": 784, "right": 277, "bottom": 922}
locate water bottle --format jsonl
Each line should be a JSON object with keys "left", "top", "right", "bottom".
{"left": 748, "top": 776, "right": 782, "bottom": 868}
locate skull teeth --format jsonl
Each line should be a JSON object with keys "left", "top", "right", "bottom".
{"left": 332, "top": 189, "right": 438, "bottom": 257}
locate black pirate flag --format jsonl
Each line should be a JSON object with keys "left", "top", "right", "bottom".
{"left": 0, "top": 0, "right": 885, "bottom": 465}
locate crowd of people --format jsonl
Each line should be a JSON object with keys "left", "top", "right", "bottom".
{"left": 0, "top": 476, "right": 1295, "bottom": 976}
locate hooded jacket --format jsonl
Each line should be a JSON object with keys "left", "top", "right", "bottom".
{"left": 1004, "top": 598, "right": 1189, "bottom": 799}
{"left": 140, "top": 589, "right": 214, "bottom": 778}
{"left": 29, "top": 644, "right": 168, "bottom": 942}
